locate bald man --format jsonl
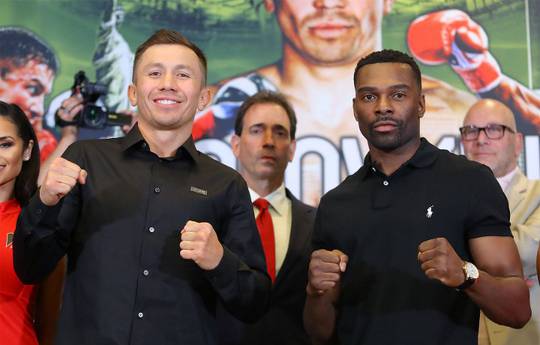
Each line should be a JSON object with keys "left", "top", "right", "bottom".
{"left": 461, "top": 99, "right": 540, "bottom": 345}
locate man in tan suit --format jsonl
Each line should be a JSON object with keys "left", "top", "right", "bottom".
{"left": 462, "top": 99, "right": 540, "bottom": 345}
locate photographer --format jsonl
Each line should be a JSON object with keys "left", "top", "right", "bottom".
{"left": 39, "top": 75, "right": 136, "bottom": 184}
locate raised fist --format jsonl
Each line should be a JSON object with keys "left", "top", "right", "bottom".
{"left": 408, "top": 9, "right": 501, "bottom": 93}
{"left": 40, "top": 157, "right": 87, "bottom": 206}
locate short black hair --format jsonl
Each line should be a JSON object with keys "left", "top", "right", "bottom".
{"left": 0, "top": 101, "right": 40, "bottom": 206}
{"left": 133, "top": 29, "right": 207, "bottom": 85}
{"left": 234, "top": 91, "right": 297, "bottom": 140}
{"left": 0, "top": 26, "right": 58, "bottom": 74}
{"left": 353, "top": 49, "right": 422, "bottom": 90}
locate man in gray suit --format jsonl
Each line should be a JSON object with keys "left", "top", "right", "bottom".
{"left": 223, "top": 90, "right": 315, "bottom": 345}
{"left": 461, "top": 99, "right": 540, "bottom": 345}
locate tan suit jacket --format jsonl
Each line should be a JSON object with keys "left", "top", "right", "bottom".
{"left": 479, "top": 170, "right": 540, "bottom": 345}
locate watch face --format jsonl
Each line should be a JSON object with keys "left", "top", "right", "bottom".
{"left": 465, "top": 262, "right": 479, "bottom": 279}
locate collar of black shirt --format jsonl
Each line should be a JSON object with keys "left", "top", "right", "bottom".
{"left": 360, "top": 137, "right": 439, "bottom": 179}
{"left": 120, "top": 123, "right": 201, "bottom": 163}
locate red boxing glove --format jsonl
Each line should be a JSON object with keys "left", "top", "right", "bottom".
{"left": 192, "top": 107, "right": 216, "bottom": 141}
{"left": 407, "top": 9, "right": 501, "bottom": 93}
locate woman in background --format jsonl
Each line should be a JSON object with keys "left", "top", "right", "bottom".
{"left": 0, "top": 101, "right": 65, "bottom": 345}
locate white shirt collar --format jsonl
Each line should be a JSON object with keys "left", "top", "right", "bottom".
{"left": 248, "top": 184, "right": 288, "bottom": 216}
{"left": 496, "top": 166, "right": 519, "bottom": 192}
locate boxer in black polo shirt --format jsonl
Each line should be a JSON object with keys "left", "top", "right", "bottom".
{"left": 303, "top": 49, "right": 531, "bottom": 345}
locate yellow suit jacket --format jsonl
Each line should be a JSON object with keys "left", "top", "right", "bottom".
{"left": 479, "top": 170, "right": 540, "bottom": 345}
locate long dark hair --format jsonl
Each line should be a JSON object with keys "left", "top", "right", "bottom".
{"left": 0, "top": 101, "right": 40, "bottom": 205}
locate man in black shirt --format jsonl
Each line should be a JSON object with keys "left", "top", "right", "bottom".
{"left": 303, "top": 49, "right": 531, "bottom": 345}
{"left": 13, "top": 29, "right": 271, "bottom": 345}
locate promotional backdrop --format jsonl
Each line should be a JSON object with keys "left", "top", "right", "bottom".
{"left": 1, "top": 0, "right": 538, "bottom": 205}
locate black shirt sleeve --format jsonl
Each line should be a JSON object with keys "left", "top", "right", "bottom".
{"left": 204, "top": 174, "right": 271, "bottom": 323}
{"left": 13, "top": 143, "right": 83, "bottom": 284}
{"left": 465, "top": 164, "right": 512, "bottom": 238}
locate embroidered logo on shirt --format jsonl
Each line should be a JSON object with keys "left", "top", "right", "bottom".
{"left": 190, "top": 186, "right": 208, "bottom": 196}
{"left": 5, "top": 232, "right": 13, "bottom": 248}
{"left": 426, "top": 205, "right": 434, "bottom": 219}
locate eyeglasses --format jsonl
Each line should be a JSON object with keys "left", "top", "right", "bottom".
{"left": 459, "top": 124, "right": 515, "bottom": 141}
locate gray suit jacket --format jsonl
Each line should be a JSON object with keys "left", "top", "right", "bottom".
{"left": 480, "top": 170, "right": 540, "bottom": 345}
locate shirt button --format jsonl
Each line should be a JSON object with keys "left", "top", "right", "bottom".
{"left": 143, "top": 269, "right": 149, "bottom": 276}
{"left": 138, "top": 312, "right": 144, "bottom": 319}
{"left": 383, "top": 180, "right": 389, "bottom": 186}
{"left": 154, "top": 186, "right": 161, "bottom": 193}
{"left": 148, "top": 226, "right": 155, "bottom": 233}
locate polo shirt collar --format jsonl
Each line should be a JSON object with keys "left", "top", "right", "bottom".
{"left": 120, "top": 123, "right": 201, "bottom": 163}
{"left": 360, "top": 137, "right": 438, "bottom": 179}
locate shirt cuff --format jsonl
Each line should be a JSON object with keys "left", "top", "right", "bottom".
{"left": 204, "top": 246, "right": 240, "bottom": 290}
{"left": 22, "top": 192, "right": 64, "bottom": 240}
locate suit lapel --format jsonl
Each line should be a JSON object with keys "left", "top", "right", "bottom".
{"left": 506, "top": 170, "right": 528, "bottom": 214}
{"left": 274, "top": 190, "right": 313, "bottom": 287}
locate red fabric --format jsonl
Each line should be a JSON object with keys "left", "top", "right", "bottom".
{"left": 36, "top": 129, "right": 58, "bottom": 163}
{"left": 0, "top": 199, "right": 38, "bottom": 345}
{"left": 253, "top": 198, "right": 276, "bottom": 282}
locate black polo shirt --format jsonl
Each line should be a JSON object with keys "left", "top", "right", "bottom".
{"left": 313, "top": 138, "right": 511, "bottom": 345}
{"left": 13, "top": 125, "right": 271, "bottom": 345}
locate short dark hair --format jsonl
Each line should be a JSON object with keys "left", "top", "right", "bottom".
{"left": 234, "top": 91, "right": 297, "bottom": 140}
{"left": 0, "top": 101, "right": 40, "bottom": 206}
{"left": 353, "top": 49, "right": 422, "bottom": 90}
{"left": 0, "top": 26, "right": 58, "bottom": 74}
{"left": 133, "top": 29, "right": 207, "bottom": 84}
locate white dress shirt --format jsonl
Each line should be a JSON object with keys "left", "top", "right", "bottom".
{"left": 249, "top": 184, "right": 292, "bottom": 274}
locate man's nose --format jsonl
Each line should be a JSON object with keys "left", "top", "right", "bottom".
{"left": 476, "top": 128, "right": 490, "bottom": 145}
{"left": 28, "top": 96, "right": 45, "bottom": 119}
{"left": 159, "top": 73, "right": 176, "bottom": 90}
{"left": 262, "top": 129, "right": 275, "bottom": 147}
{"left": 375, "top": 96, "right": 393, "bottom": 115}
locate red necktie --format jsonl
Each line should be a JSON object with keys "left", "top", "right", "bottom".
{"left": 253, "top": 198, "right": 276, "bottom": 282}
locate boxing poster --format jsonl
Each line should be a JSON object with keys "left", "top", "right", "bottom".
{"left": 1, "top": 0, "right": 538, "bottom": 205}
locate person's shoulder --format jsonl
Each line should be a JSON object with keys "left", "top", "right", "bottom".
{"left": 286, "top": 188, "right": 316, "bottom": 213}
{"left": 319, "top": 167, "right": 366, "bottom": 205}
{"left": 434, "top": 147, "right": 495, "bottom": 182}
{"left": 196, "top": 151, "right": 242, "bottom": 179}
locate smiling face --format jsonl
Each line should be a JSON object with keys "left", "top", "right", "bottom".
{"left": 461, "top": 100, "right": 522, "bottom": 178}
{"left": 0, "top": 59, "right": 54, "bottom": 129}
{"left": 353, "top": 62, "right": 424, "bottom": 152}
{"left": 267, "top": 0, "right": 391, "bottom": 64}
{"left": 0, "top": 116, "right": 32, "bottom": 200}
{"left": 128, "top": 44, "right": 210, "bottom": 133}
{"left": 231, "top": 102, "right": 296, "bottom": 188}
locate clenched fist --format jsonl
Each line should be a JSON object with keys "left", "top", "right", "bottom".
{"left": 307, "top": 249, "right": 348, "bottom": 298}
{"left": 417, "top": 237, "right": 466, "bottom": 288}
{"left": 179, "top": 220, "right": 224, "bottom": 270}
{"left": 40, "top": 157, "right": 87, "bottom": 206}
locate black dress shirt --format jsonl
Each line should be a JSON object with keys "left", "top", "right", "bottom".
{"left": 13, "top": 125, "right": 271, "bottom": 345}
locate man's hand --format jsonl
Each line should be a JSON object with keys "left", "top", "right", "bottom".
{"left": 179, "top": 221, "right": 224, "bottom": 270}
{"left": 407, "top": 9, "right": 501, "bottom": 93}
{"left": 417, "top": 237, "right": 466, "bottom": 288}
{"left": 56, "top": 94, "right": 84, "bottom": 139}
{"left": 40, "top": 157, "right": 87, "bottom": 206}
{"left": 307, "top": 249, "right": 348, "bottom": 298}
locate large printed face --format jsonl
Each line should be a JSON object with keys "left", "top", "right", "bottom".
{"left": 353, "top": 62, "right": 424, "bottom": 152}
{"left": 266, "top": 0, "right": 391, "bottom": 64}
{"left": 461, "top": 100, "right": 522, "bottom": 178}
{"left": 128, "top": 44, "right": 210, "bottom": 132}
{"left": 231, "top": 102, "right": 296, "bottom": 185}
{"left": 0, "top": 116, "right": 32, "bottom": 199}
{"left": 0, "top": 59, "right": 54, "bottom": 129}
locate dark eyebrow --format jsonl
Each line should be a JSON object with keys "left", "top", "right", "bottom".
{"left": 356, "top": 84, "right": 411, "bottom": 93}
